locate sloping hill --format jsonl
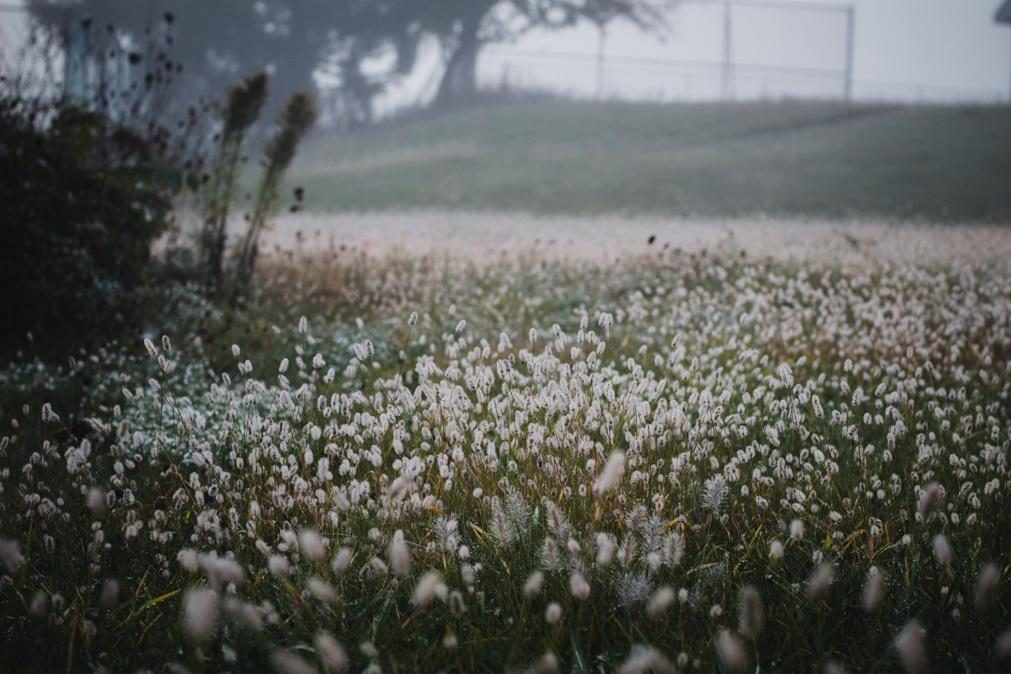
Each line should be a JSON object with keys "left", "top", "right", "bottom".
{"left": 287, "top": 100, "right": 1011, "bottom": 221}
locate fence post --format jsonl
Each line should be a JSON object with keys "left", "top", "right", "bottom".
{"left": 62, "top": 7, "right": 88, "bottom": 103}
{"left": 844, "top": 5, "right": 855, "bottom": 101}
{"left": 596, "top": 24, "right": 607, "bottom": 100}
{"left": 721, "top": 1, "right": 735, "bottom": 101}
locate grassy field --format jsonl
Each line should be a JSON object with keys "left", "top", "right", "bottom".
{"left": 1, "top": 246, "right": 1010, "bottom": 672}
{"left": 3, "top": 97, "right": 1011, "bottom": 674}
{"left": 287, "top": 100, "right": 1011, "bottom": 221}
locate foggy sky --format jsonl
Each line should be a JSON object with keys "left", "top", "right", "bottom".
{"left": 3, "top": 0, "right": 1010, "bottom": 112}
{"left": 387, "top": 0, "right": 1011, "bottom": 110}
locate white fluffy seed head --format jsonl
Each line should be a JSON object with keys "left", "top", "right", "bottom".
{"left": 0, "top": 538, "right": 24, "bottom": 574}
{"left": 412, "top": 571, "right": 444, "bottom": 608}
{"left": 314, "top": 632, "right": 348, "bottom": 672}
{"left": 29, "top": 591, "right": 48, "bottom": 618}
{"left": 306, "top": 577, "right": 337, "bottom": 605}
{"left": 617, "top": 645, "right": 675, "bottom": 674}
{"left": 299, "top": 529, "right": 326, "bottom": 562}
{"left": 569, "top": 572, "right": 591, "bottom": 601}
{"left": 975, "top": 562, "right": 1000, "bottom": 611}
{"left": 524, "top": 571, "right": 545, "bottom": 598}
{"left": 182, "top": 588, "right": 219, "bottom": 643}
{"left": 646, "top": 585, "right": 675, "bottom": 619}
{"left": 932, "top": 534, "right": 952, "bottom": 566}
{"left": 331, "top": 548, "right": 353, "bottom": 574}
{"left": 862, "top": 569, "right": 885, "bottom": 612}
{"left": 270, "top": 650, "right": 315, "bottom": 674}
{"left": 86, "top": 487, "right": 106, "bottom": 515}
{"left": 995, "top": 627, "right": 1011, "bottom": 661}
{"left": 806, "top": 562, "right": 835, "bottom": 601}
{"left": 200, "top": 554, "right": 244, "bottom": 588}
{"left": 545, "top": 602, "right": 563, "bottom": 624}
{"left": 388, "top": 530, "right": 411, "bottom": 578}
{"left": 535, "top": 652, "right": 559, "bottom": 674}
{"left": 714, "top": 629, "right": 747, "bottom": 673}
{"left": 917, "top": 482, "right": 943, "bottom": 517}
{"left": 895, "top": 620, "right": 928, "bottom": 674}
{"left": 224, "top": 597, "right": 264, "bottom": 632}
{"left": 177, "top": 549, "right": 199, "bottom": 574}
{"left": 596, "top": 533, "right": 617, "bottom": 566}
{"left": 593, "top": 451, "right": 626, "bottom": 495}
{"left": 824, "top": 661, "right": 848, "bottom": 674}
{"left": 100, "top": 579, "right": 120, "bottom": 609}
{"left": 737, "top": 586, "right": 764, "bottom": 639}
{"left": 369, "top": 557, "right": 388, "bottom": 576}
{"left": 268, "top": 555, "right": 291, "bottom": 577}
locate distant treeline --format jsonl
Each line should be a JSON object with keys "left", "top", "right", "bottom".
{"left": 27, "top": 0, "right": 670, "bottom": 127}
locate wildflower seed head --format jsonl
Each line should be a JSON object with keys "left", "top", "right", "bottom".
{"left": 388, "top": 530, "right": 411, "bottom": 577}
{"left": 806, "top": 562, "right": 834, "bottom": 601}
{"left": 737, "top": 586, "right": 764, "bottom": 639}
{"left": 862, "top": 569, "right": 885, "bottom": 613}
{"left": 270, "top": 650, "right": 315, "bottom": 674}
{"left": 181, "top": 588, "right": 219, "bottom": 643}
{"left": 932, "top": 534, "right": 952, "bottom": 566}
{"left": 268, "top": 555, "right": 290, "bottom": 577}
{"left": 570, "top": 572, "right": 591, "bottom": 601}
{"left": 314, "top": 632, "right": 348, "bottom": 672}
{"left": 917, "top": 482, "right": 944, "bottom": 518}
{"left": 594, "top": 451, "right": 626, "bottom": 495}
{"left": 299, "top": 529, "right": 326, "bottom": 562}
{"left": 545, "top": 602, "right": 563, "bottom": 624}
{"left": 974, "top": 562, "right": 1000, "bottom": 611}
{"left": 894, "top": 620, "right": 928, "bottom": 674}
{"left": 524, "top": 571, "right": 545, "bottom": 598}
{"left": 715, "top": 629, "right": 748, "bottom": 673}
{"left": 646, "top": 585, "right": 676, "bottom": 619}
{"left": 412, "top": 571, "right": 445, "bottom": 608}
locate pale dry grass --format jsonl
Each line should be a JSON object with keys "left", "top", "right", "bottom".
{"left": 266, "top": 210, "right": 1011, "bottom": 266}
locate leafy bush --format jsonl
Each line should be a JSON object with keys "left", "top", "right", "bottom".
{"left": 0, "top": 14, "right": 316, "bottom": 356}
{"left": 0, "top": 98, "right": 178, "bottom": 350}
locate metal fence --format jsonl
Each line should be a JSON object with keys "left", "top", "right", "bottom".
{"left": 475, "top": 0, "right": 1008, "bottom": 105}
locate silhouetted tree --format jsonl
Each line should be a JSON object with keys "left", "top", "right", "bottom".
{"left": 420, "top": 0, "right": 670, "bottom": 107}
{"left": 26, "top": 0, "right": 421, "bottom": 126}
{"left": 26, "top": 0, "right": 668, "bottom": 120}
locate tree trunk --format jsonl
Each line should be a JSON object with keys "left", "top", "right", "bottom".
{"left": 435, "top": 12, "right": 484, "bottom": 107}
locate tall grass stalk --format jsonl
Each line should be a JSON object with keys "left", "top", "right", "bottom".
{"left": 201, "top": 71, "right": 267, "bottom": 293}
{"left": 234, "top": 91, "right": 316, "bottom": 298}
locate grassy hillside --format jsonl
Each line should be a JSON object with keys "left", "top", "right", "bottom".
{"left": 287, "top": 100, "right": 1011, "bottom": 221}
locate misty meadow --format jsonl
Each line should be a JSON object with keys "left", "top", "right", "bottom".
{"left": 2, "top": 1, "right": 1011, "bottom": 673}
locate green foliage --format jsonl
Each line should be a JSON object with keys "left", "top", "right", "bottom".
{"left": 0, "top": 97, "right": 177, "bottom": 352}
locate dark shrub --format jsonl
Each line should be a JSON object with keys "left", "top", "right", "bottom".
{"left": 0, "top": 97, "right": 177, "bottom": 351}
